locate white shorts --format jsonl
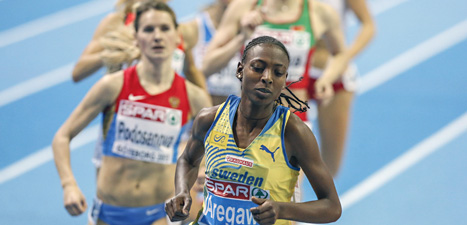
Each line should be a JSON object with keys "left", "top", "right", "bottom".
{"left": 309, "top": 62, "right": 359, "bottom": 92}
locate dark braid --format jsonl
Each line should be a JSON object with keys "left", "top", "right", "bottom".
{"left": 277, "top": 78, "right": 310, "bottom": 113}
{"left": 242, "top": 36, "right": 309, "bottom": 113}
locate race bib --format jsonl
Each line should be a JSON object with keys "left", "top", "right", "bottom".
{"left": 250, "top": 27, "right": 311, "bottom": 82}
{"left": 112, "top": 100, "right": 182, "bottom": 164}
{"left": 198, "top": 177, "right": 270, "bottom": 225}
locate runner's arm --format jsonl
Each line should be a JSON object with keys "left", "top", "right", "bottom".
{"left": 279, "top": 114, "right": 341, "bottom": 223}
{"left": 178, "top": 22, "right": 207, "bottom": 90}
{"left": 315, "top": 1, "right": 351, "bottom": 86}
{"left": 166, "top": 106, "right": 218, "bottom": 221}
{"left": 72, "top": 13, "right": 122, "bottom": 82}
{"left": 52, "top": 72, "right": 123, "bottom": 191}
{"left": 184, "top": 50, "right": 208, "bottom": 90}
{"left": 346, "top": 0, "right": 376, "bottom": 59}
{"left": 201, "top": 0, "right": 255, "bottom": 76}
{"left": 186, "top": 80, "right": 213, "bottom": 116}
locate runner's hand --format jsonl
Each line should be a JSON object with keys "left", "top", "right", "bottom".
{"left": 165, "top": 193, "right": 192, "bottom": 222}
{"left": 63, "top": 184, "right": 87, "bottom": 216}
{"left": 250, "top": 197, "right": 279, "bottom": 225}
{"left": 99, "top": 26, "right": 140, "bottom": 69}
{"left": 240, "top": 7, "right": 264, "bottom": 40}
{"left": 314, "top": 76, "right": 335, "bottom": 101}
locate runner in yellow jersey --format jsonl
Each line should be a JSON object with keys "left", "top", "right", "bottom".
{"left": 166, "top": 36, "right": 341, "bottom": 225}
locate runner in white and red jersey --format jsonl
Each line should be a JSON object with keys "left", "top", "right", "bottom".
{"left": 307, "top": 0, "right": 376, "bottom": 177}
{"left": 52, "top": 2, "right": 211, "bottom": 225}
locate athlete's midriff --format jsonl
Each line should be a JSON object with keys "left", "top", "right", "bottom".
{"left": 96, "top": 156, "right": 176, "bottom": 207}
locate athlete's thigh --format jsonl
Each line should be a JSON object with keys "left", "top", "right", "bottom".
{"left": 317, "top": 90, "right": 354, "bottom": 134}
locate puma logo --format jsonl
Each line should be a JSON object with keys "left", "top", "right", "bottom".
{"left": 260, "top": 145, "right": 279, "bottom": 162}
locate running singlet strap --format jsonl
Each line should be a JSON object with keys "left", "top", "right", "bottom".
{"left": 101, "top": 66, "right": 191, "bottom": 164}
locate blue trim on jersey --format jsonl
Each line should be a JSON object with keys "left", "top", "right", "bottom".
{"left": 258, "top": 105, "right": 284, "bottom": 136}
{"left": 207, "top": 152, "right": 242, "bottom": 170}
{"left": 102, "top": 114, "right": 117, "bottom": 157}
{"left": 202, "top": 12, "right": 213, "bottom": 43}
{"left": 281, "top": 110, "right": 300, "bottom": 171}
{"left": 228, "top": 95, "right": 241, "bottom": 128}
{"left": 221, "top": 164, "right": 242, "bottom": 170}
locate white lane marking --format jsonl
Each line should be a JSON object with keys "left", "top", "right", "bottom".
{"left": 0, "top": 63, "right": 73, "bottom": 107}
{"left": 0, "top": 0, "right": 113, "bottom": 48}
{"left": 358, "top": 19, "right": 467, "bottom": 94}
{"left": 347, "top": 0, "right": 409, "bottom": 26}
{"left": 298, "top": 112, "right": 467, "bottom": 225}
{"left": 340, "top": 112, "right": 467, "bottom": 209}
{"left": 0, "top": 125, "right": 99, "bottom": 185}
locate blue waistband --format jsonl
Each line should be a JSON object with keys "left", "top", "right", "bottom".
{"left": 92, "top": 199, "right": 166, "bottom": 225}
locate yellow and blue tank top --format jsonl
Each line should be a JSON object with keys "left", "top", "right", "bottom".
{"left": 194, "top": 95, "right": 300, "bottom": 225}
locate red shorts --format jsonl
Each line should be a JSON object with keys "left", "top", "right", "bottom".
{"left": 286, "top": 73, "right": 309, "bottom": 89}
{"left": 307, "top": 78, "right": 345, "bottom": 100}
{"left": 293, "top": 78, "right": 345, "bottom": 122}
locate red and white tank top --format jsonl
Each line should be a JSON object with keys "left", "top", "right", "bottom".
{"left": 101, "top": 66, "right": 191, "bottom": 164}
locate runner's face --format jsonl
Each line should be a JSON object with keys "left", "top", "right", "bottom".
{"left": 135, "top": 9, "right": 179, "bottom": 61}
{"left": 238, "top": 44, "right": 289, "bottom": 104}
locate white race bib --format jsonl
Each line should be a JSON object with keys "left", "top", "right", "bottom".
{"left": 112, "top": 100, "right": 182, "bottom": 164}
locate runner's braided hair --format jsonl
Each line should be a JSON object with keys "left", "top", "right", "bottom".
{"left": 241, "top": 36, "right": 309, "bottom": 113}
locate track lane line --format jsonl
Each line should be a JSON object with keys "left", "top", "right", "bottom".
{"left": 0, "top": 125, "right": 99, "bottom": 184}
{"left": 340, "top": 111, "right": 467, "bottom": 209}
{"left": 0, "top": 0, "right": 113, "bottom": 48}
